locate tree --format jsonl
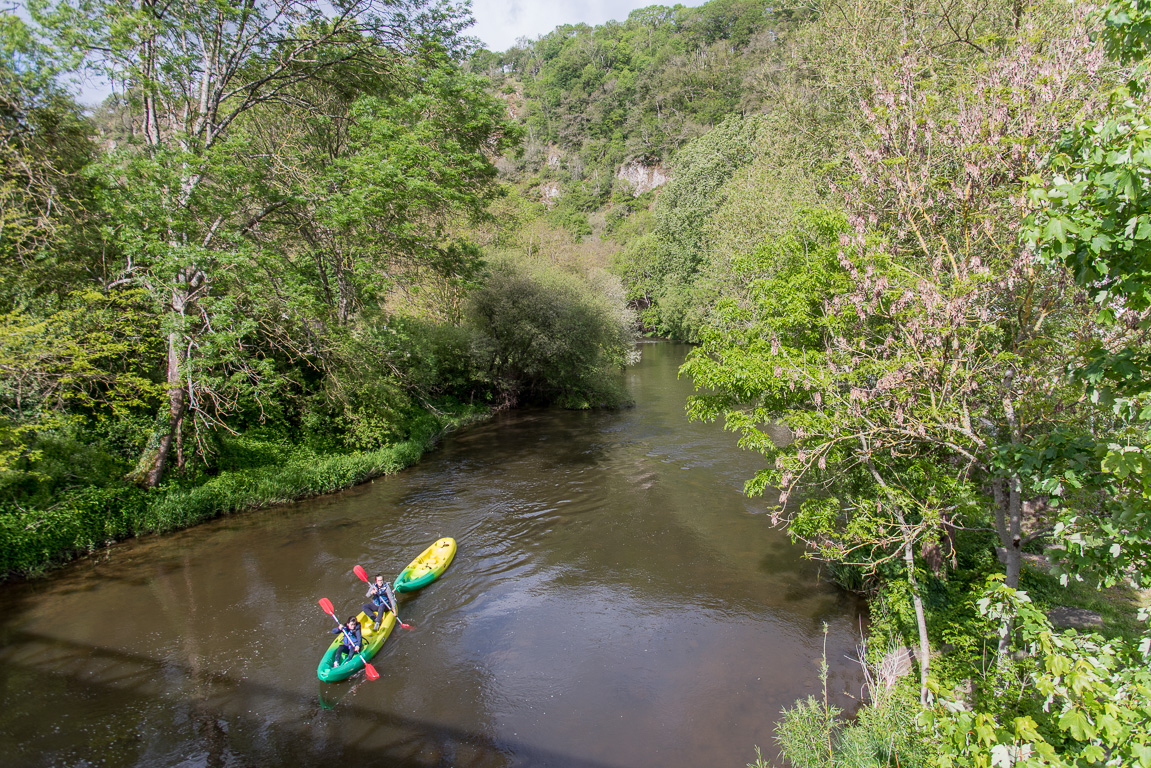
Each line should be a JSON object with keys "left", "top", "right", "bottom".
{"left": 29, "top": 0, "right": 473, "bottom": 485}
{"left": 466, "top": 260, "right": 637, "bottom": 409}
{"left": 684, "top": 12, "right": 1106, "bottom": 704}
{"left": 921, "top": 2, "right": 1151, "bottom": 762}
{"left": 244, "top": 47, "right": 517, "bottom": 327}
{"left": 0, "top": 12, "right": 94, "bottom": 305}
{"left": 1024, "top": 0, "right": 1151, "bottom": 589}
{"left": 0, "top": 14, "right": 131, "bottom": 480}
{"left": 224, "top": 46, "right": 518, "bottom": 445}
{"left": 641, "top": 112, "right": 768, "bottom": 338}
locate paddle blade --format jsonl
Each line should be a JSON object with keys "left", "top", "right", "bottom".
{"left": 353, "top": 564, "right": 369, "bottom": 583}
{"left": 364, "top": 662, "right": 380, "bottom": 681}
{"left": 318, "top": 597, "right": 335, "bottom": 615}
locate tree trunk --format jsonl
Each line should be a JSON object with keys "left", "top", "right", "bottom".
{"left": 1000, "top": 383, "right": 1024, "bottom": 590}
{"left": 993, "top": 476, "right": 1024, "bottom": 659}
{"left": 993, "top": 478, "right": 1024, "bottom": 590}
{"left": 994, "top": 382, "right": 1025, "bottom": 658}
{"left": 897, "top": 508, "right": 931, "bottom": 705}
{"left": 128, "top": 327, "right": 186, "bottom": 486}
{"left": 128, "top": 278, "right": 190, "bottom": 487}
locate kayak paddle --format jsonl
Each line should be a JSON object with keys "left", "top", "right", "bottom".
{"left": 353, "top": 564, "right": 411, "bottom": 629}
{"left": 317, "top": 597, "right": 379, "bottom": 681}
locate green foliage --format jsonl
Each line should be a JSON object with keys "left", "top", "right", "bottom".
{"left": 0, "top": 0, "right": 639, "bottom": 575}
{"left": 546, "top": 199, "right": 595, "bottom": 239}
{"left": 139, "top": 436, "right": 432, "bottom": 533}
{"left": 773, "top": 695, "right": 841, "bottom": 768}
{"left": 481, "top": 0, "right": 791, "bottom": 261}
{"left": 0, "top": 426, "right": 131, "bottom": 507}
{"left": 1024, "top": 0, "right": 1151, "bottom": 590}
{"left": 466, "top": 260, "right": 637, "bottom": 408}
{"left": 0, "top": 409, "right": 470, "bottom": 576}
{"left": 495, "top": 0, "right": 777, "bottom": 170}
{"left": 1098, "top": 0, "right": 1151, "bottom": 64}
{"left": 1026, "top": 86, "right": 1151, "bottom": 318}
{"left": 834, "top": 685, "right": 931, "bottom": 768}
{"left": 0, "top": 289, "right": 163, "bottom": 484}
{"left": 633, "top": 113, "right": 772, "bottom": 338}
{"left": 0, "top": 484, "right": 150, "bottom": 574}
{"left": 297, "top": 318, "right": 492, "bottom": 453}
{"left": 0, "top": 14, "right": 95, "bottom": 302}
{"left": 925, "top": 578, "right": 1151, "bottom": 768}
{"left": 771, "top": 633, "right": 929, "bottom": 768}
{"left": 914, "top": 5, "right": 1151, "bottom": 766}
{"left": 667, "top": 2, "right": 1147, "bottom": 763}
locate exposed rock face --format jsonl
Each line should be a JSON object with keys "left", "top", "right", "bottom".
{"left": 616, "top": 161, "right": 669, "bottom": 196}
{"left": 540, "top": 181, "right": 562, "bottom": 208}
{"left": 500, "top": 82, "right": 524, "bottom": 120}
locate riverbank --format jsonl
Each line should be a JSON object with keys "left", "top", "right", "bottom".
{"left": 0, "top": 407, "right": 491, "bottom": 580}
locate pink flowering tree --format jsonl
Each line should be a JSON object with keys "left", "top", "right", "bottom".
{"left": 685, "top": 13, "right": 1109, "bottom": 702}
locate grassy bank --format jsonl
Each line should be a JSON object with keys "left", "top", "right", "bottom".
{"left": 0, "top": 408, "right": 488, "bottom": 579}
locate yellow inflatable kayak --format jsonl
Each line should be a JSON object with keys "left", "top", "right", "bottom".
{"left": 394, "top": 537, "right": 456, "bottom": 592}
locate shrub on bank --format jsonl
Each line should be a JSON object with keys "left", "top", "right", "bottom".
{"left": 466, "top": 260, "right": 638, "bottom": 408}
{"left": 0, "top": 409, "right": 474, "bottom": 577}
{"left": 0, "top": 485, "right": 149, "bottom": 574}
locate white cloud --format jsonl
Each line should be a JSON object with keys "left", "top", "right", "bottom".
{"left": 468, "top": 0, "right": 696, "bottom": 52}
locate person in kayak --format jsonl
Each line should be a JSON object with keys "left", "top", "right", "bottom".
{"left": 362, "top": 574, "right": 394, "bottom": 631}
{"left": 331, "top": 615, "right": 362, "bottom": 666}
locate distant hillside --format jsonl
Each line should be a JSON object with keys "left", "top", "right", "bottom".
{"left": 469, "top": 0, "right": 803, "bottom": 236}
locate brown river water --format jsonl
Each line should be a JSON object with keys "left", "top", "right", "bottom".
{"left": 0, "top": 342, "right": 865, "bottom": 768}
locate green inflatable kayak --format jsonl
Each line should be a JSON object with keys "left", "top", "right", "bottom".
{"left": 316, "top": 610, "right": 395, "bottom": 682}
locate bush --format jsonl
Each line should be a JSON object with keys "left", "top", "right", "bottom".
{"left": 0, "top": 419, "right": 141, "bottom": 508}
{"left": 0, "top": 485, "right": 149, "bottom": 574}
{"left": 466, "top": 260, "right": 638, "bottom": 408}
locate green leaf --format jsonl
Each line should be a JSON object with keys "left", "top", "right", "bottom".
{"left": 1058, "top": 708, "right": 1095, "bottom": 741}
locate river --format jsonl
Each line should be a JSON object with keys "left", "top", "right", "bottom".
{"left": 0, "top": 342, "right": 865, "bottom": 768}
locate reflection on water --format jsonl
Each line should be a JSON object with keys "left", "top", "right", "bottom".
{"left": 0, "top": 343, "right": 864, "bottom": 768}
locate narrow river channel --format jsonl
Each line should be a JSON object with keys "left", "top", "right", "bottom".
{"left": 0, "top": 342, "right": 865, "bottom": 768}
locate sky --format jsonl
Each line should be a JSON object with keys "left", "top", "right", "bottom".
{"left": 469, "top": 0, "right": 690, "bottom": 52}
{"left": 60, "top": 0, "right": 691, "bottom": 104}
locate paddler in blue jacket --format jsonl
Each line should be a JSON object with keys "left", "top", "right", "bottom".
{"left": 362, "top": 574, "right": 394, "bottom": 631}
{"left": 331, "top": 615, "right": 362, "bottom": 666}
